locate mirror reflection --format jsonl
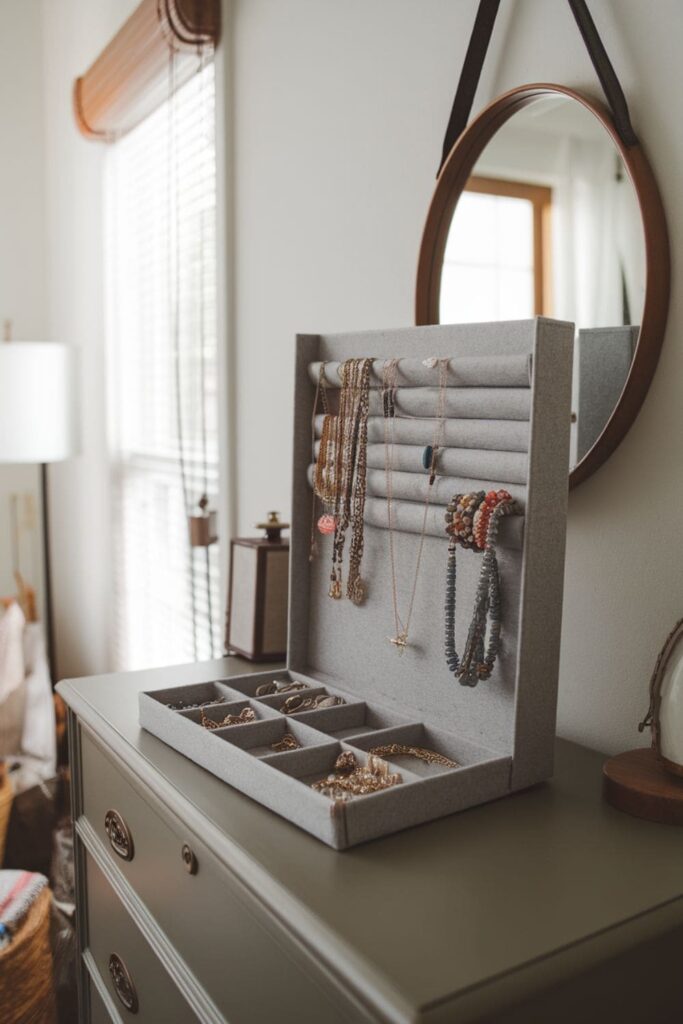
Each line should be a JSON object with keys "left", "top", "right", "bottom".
{"left": 439, "top": 96, "right": 645, "bottom": 466}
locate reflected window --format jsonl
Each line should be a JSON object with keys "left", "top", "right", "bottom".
{"left": 440, "top": 176, "right": 552, "bottom": 323}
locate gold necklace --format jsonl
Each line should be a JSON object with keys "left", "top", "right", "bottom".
{"left": 384, "top": 357, "right": 448, "bottom": 654}
{"left": 368, "top": 743, "right": 459, "bottom": 768}
{"left": 329, "top": 358, "right": 371, "bottom": 603}
{"left": 311, "top": 751, "right": 402, "bottom": 800}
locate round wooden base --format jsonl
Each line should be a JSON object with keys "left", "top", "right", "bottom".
{"left": 603, "top": 747, "right": 683, "bottom": 826}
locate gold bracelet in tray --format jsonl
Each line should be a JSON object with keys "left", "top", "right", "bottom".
{"left": 312, "top": 751, "right": 402, "bottom": 800}
{"left": 368, "top": 744, "right": 459, "bottom": 769}
{"left": 200, "top": 707, "right": 256, "bottom": 730}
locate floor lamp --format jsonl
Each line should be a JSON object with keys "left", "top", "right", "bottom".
{"left": 0, "top": 341, "right": 77, "bottom": 682}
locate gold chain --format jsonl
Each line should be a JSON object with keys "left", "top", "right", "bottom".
{"left": 384, "top": 357, "right": 448, "bottom": 652}
{"left": 200, "top": 706, "right": 256, "bottom": 730}
{"left": 312, "top": 751, "right": 402, "bottom": 800}
{"left": 368, "top": 743, "right": 459, "bottom": 769}
{"left": 270, "top": 733, "right": 301, "bottom": 752}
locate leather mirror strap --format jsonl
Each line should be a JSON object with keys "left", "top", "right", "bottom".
{"left": 566, "top": 0, "right": 638, "bottom": 147}
{"left": 438, "top": 0, "right": 638, "bottom": 177}
{"left": 438, "top": 0, "right": 500, "bottom": 175}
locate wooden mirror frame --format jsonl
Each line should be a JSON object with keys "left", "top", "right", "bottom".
{"left": 415, "top": 84, "right": 670, "bottom": 488}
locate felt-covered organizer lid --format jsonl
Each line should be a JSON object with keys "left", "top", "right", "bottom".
{"left": 287, "top": 320, "right": 573, "bottom": 762}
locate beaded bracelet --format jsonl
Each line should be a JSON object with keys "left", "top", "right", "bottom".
{"left": 444, "top": 490, "right": 518, "bottom": 686}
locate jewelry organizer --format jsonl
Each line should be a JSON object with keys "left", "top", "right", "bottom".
{"left": 140, "top": 319, "right": 573, "bottom": 849}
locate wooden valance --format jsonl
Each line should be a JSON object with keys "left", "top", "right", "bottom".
{"left": 74, "top": 0, "right": 220, "bottom": 142}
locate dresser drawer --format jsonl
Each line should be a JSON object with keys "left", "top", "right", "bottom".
{"left": 79, "top": 725, "right": 367, "bottom": 1023}
{"left": 84, "top": 843, "right": 198, "bottom": 1022}
{"left": 87, "top": 970, "right": 116, "bottom": 1024}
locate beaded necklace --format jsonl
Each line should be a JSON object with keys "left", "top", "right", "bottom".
{"left": 444, "top": 490, "right": 518, "bottom": 686}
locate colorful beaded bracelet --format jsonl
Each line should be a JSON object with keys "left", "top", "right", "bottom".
{"left": 444, "top": 489, "right": 520, "bottom": 686}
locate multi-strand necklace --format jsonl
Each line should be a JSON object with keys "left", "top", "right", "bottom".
{"left": 330, "top": 358, "right": 372, "bottom": 603}
{"left": 444, "top": 490, "right": 518, "bottom": 685}
{"left": 311, "top": 358, "right": 372, "bottom": 602}
{"left": 383, "top": 357, "right": 448, "bottom": 654}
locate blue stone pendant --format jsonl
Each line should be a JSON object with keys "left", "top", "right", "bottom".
{"left": 422, "top": 445, "right": 434, "bottom": 470}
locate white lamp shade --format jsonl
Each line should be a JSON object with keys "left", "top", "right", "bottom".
{"left": 0, "top": 342, "right": 78, "bottom": 463}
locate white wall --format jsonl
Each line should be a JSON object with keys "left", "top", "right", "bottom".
{"left": 0, "top": 0, "right": 46, "bottom": 613}
{"left": 26, "top": 0, "right": 683, "bottom": 755}
{"left": 40, "top": 0, "right": 138, "bottom": 679}
{"left": 489, "top": 0, "right": 683, "bottom": 755}
{"left": 229, "top": 0, "right": 683, "bottom": 754}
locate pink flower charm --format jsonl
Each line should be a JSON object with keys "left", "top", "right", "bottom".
{"left": 317, "top": 513, "right": 336, "bottom": 535}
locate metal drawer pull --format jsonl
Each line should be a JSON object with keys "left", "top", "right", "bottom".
{"left": 104, "top": 809, "right": 134, "bottom": 861}
{"left": 181, "top": 843, "right": 198, "bottom": 875}
{"left": 108, "top": 952, "right": 138, "bottom": 1013}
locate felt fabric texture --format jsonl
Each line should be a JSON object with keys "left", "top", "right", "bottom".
{"left": 577, "top": 325, "right": 638, "bottom": 461}
{"left": 317, "top": 415, "right": 531, "bottom": 452}
{"left": 309, "top": 353, "right": 532, "bottom": 389}
{"left": 367, "top": 387, "right": 531, "bottom": 421}
{"left": 312, "top": 443, "right": 529, "bottom": 484}
{"left": 294, "top": 321, "right": 571, "bottom": 762}
{"left": 140, "top": 319, "right": 573, "bottom": 848}
{"left": 366, "top": 444, "right": 528, "bottom": 483}
{"left": 363, "top": 497, "right": 525, "bottom": 547}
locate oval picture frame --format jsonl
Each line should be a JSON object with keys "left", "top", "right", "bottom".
{"left": 415, "top": 83, "right": 670, "bottom": 488}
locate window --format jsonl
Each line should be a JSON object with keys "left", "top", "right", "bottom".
{"left": 440, "top": 176, "right": 552, "bottom": 324}
{"left": 106, "top": 62, "right": 220, "bottom": 671}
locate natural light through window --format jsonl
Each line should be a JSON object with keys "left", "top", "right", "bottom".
{"left": 440, "top": 190, "right": 536, "bottom": 323}
{"left": 106, "top": 63, "right": 220, "bottom": 672}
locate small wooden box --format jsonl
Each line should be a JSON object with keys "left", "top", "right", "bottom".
{"left": 226, "top": 537, "right": 289, "bottom": 661}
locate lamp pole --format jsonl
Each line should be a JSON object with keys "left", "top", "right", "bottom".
{"left": 40, "top": 462, "right": 57, "bottom": 681}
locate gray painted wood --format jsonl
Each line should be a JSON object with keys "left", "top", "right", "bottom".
{"left": 60, "top": 657, "right": 683, "bottom": 1023}
{"left": 85, "top": 845, "right": 199, "bottom": 1022}
{"left": 79, "top": 727, "right": 364, "bottom": 1022}
{"left": 86, "top": 980, "right": 113, "bottom": 1024}
{"left": 85, "top": 956, "right": 123, "bottom": 1024}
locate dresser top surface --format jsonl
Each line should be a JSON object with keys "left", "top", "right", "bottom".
{"left": 59, "top": 656, "right": 683, "bottom": 1018}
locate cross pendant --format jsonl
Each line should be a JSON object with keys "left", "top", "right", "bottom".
{"left": 387, "top": 632, "right": 408, "bottom": 655}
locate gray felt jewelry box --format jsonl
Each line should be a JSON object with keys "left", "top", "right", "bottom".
{"left": 139, "top": 318, "right": 574, "bottom": 849}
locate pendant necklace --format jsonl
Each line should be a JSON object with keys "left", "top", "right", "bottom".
{"left": 384, "top": 357, "right": 448, "bottom": 654}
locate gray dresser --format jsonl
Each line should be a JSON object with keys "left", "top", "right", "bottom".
{"left": 59, "top": 656, "right": 683, "bottom": 1024}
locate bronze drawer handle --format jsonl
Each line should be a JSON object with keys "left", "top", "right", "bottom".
{"left": 104, "top": 809, "right": 134, "bottom": 862}
{"left": 108, "top": 952, "right": 138, "bottom": 1013}
{"left": 181, "top": 843, "right": 198, "bottom": 875}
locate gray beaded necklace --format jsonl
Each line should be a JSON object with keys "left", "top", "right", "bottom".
{"left": 444, "top": 499, "right": 518, "bottom": 686}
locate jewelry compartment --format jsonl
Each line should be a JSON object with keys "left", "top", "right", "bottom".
{"left": 220, "top": 669, "right": 308, "bottom": 698}
{"left": 286, "top": 701, "right": 417, "bottom": 739}
{"left": 344, "top": 722, "right": 499, "bottom": 777}
{"left": 260, "top": 743, "right": 422, "bottom": 787}
{"left": 177, "top": 698, "right": 269, "bottom": 729}
{"left": 140, "top": 319, "right": 573, "bottom": 848}
{"left": 144, "top": 679, "right": 243, "bottom": 711}
{"left": 218, "top": 716, "right": 339, "bottom": 758}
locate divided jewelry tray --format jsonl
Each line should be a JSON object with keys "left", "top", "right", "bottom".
{"left": 140, "top": 319, "right": 574, "bottom": 849}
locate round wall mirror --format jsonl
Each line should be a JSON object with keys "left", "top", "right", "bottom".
{"left": 416, "top": 84, "right": 670, "bottom": 486}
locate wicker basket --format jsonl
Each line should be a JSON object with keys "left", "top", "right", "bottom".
{"left": 0, "top": 887, "right": 56, "bottom": 1024}
{"left": 0, "top": 765, "right": 12, "bottom": 867}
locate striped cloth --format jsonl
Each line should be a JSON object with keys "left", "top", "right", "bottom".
{"left": 0, "top": 870, "right": 48, "bottom": 948}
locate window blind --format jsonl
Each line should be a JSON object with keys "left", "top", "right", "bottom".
{"left": 74, "top": 0, "right": 220, "bottom": 141}
{"left": 106, "top": 61, "right": 220, "bottom": 671}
